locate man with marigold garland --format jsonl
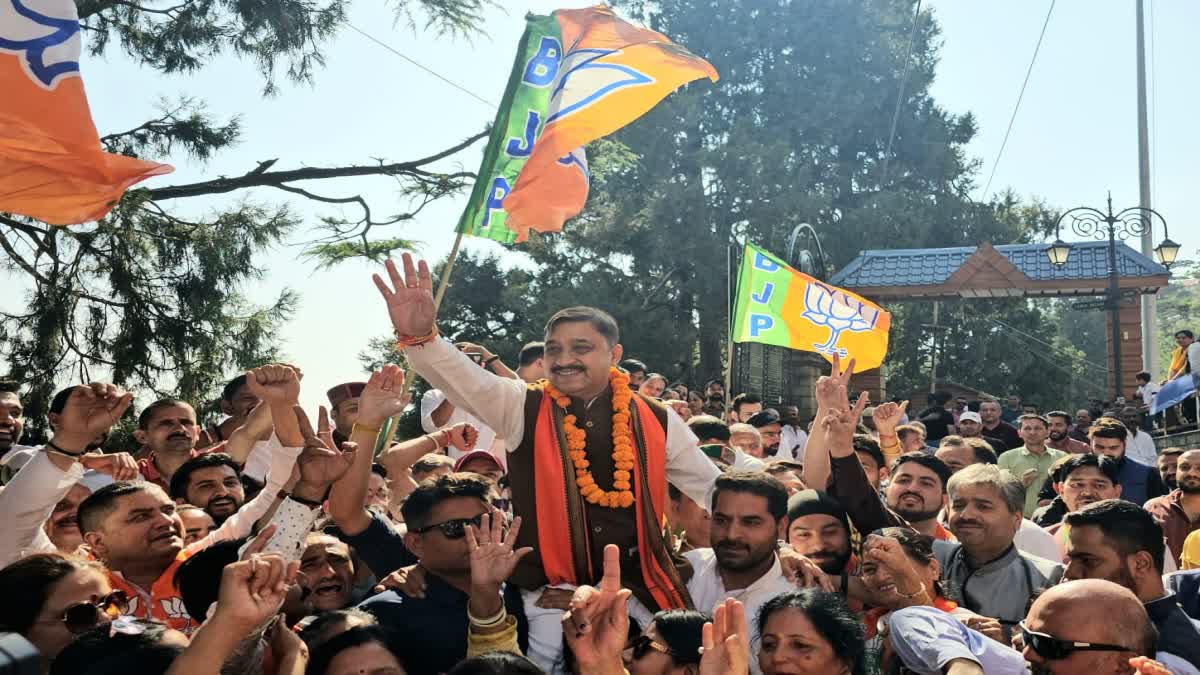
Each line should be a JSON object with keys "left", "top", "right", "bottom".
{"left": 372, "top": 254, "right": 720, "bottom": 670}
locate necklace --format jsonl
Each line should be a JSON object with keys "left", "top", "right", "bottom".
{"left": 544, "top": 368, "right": 636, "bottom": 509}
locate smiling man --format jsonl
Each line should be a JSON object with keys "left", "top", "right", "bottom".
{"left": 374, "top": 253, "right": 719, "bottom": 671}
{"left": 0, "top": 385, "right": 28, "bottom": 481}
{"left": 168, "top": 453, "right": 246, "bottom": 524}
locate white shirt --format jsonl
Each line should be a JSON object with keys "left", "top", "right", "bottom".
{"left": 778, "top": 426, "right": 808, "bottom": 462}
{"left": 1138, "top": 381, "right": 1162, "bottom": 408}
{"left": 405, "top": 338, "right": 721, "bottom": 510}
{"left": 683, "top": 548, "right": 795, "bottom": 675}
{"left": 1014, "top": 518, "right": 1063, "bottom": 562}
{"left": 1126, "top": 428, "right": 1158, "bottom": 466}
{"left": 420, "top": 388, "right": 500, "bottom": 461}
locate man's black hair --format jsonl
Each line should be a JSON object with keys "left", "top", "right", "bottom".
{"left": 221, "top": 374, "right": 249, "bottom": 402}
{"left": 852, "top": 434, "right": 886, "bottom": 469}
{"left": 545, "top": 306, "right": 620, "bottom": 346}
{"left": 518, "top": 342, "right": 545, "bottom": 367}
{"left": 78, "top": 481, "right": 154, "bottom": 534}
{"left": 0, "top": 380, "right": 19, "bottom": 394}
{"left": 1064, "top": 499, "right": 1166, "bottom": 573}
{"left": 1046, "top": 410, "right": 1072, "bottom": 425}
{"left": 1135, "top": 371, "right": 1152, "bottom": 383}
{"left": 168, "top": 452, "right": 241, "bottom": 500}
{"left": 711, "top": 470, "right": 788, "bottom": 521}
{"left": 400, "top": 472, "right": 492, "bottom": 530}
{"left": 1053, "top": 453, "right": 1120, "bottom": 486}
{"left": 175, "top": 538, "right": 243, "bottom": 622}
{"left": 619, "top": 358, "right": 647, "bottom": 375}
{"left": 371, "top": 462, "right": 388, "bottom": 478}
{"left": 49, "top": 385, "right": 83, "bottom": 415}
{"left": 687, "top": 414, "right": 730, "bottom": 443}
{"left": 890, "top": 452, "right": 953, "bottom": 492}
{"left": 137, "top": 398, "right": 195, "bottom": 430}
{"left": 1089, "top": 418, "right": 1129, "bottom": 443}
{"left": 730, "top": 392, "right": 762, "bottom": 415}
{"left": 447, "top": 652, "right": 545, "bottom": 675}
{"left": 50, "top": 619, "right": 182, "bottom": 675}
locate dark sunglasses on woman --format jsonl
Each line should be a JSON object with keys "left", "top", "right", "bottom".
{"left": 37, "top": 590, "right": 129, "bottom": 634}
{"left": 1018, "top": 621, "right": 1131, "bottom": 660}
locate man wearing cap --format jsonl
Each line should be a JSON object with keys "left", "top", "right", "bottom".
{"left": 327, "top": 381, "right": 366, "bottom": 448}
{"left": 746, "top": 409, "right": 786, "bottom": 460}
{"left": 786, "top": 489, "right": 856, "bottom": 577}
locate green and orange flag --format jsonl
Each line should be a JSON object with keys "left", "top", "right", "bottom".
{"left": 732, "top": 244, "right": 892, "bottom": 373}
{"left": 457, "top": 5, "right": 718, "bottom": 244}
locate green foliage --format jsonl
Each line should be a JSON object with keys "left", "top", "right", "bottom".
{"left": 391, "top": 0, "right": 500, "bottom": 38}
{"left": 1157, "top": 254, "right": 1200, "bottom": 373}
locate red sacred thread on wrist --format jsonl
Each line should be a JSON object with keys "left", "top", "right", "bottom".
{"left": 395, "top": 325, "right": 439, "bottom": 349}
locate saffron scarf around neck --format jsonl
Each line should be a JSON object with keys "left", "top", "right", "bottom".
{"left": 530, "top": 390, "right": 686, "bottom": 610}
{"left": 1169, "top": 346, "right": 1189, "bottom": 379}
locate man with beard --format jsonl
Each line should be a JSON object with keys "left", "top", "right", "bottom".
{"left": 978, "top": 399, "right": 1022, "bottom": 453}
{"left": 786, "top": 489, "right": 854, "bottom": 576}
{"left": 1069, "top": 408, "right": 1094, "bottom": 444}
{"left": 683, "top": 471, "right": 794, "bottom": 675}
{"left": 884, "top": 454, "right": 954, "bottom": 540}
{"left": 1045, "top": 411, "right": 1091, "bottom": 455}
{"left": 1089, "top": 418, "right": 1168, "bottom": 507}
{"left": 745, "top": 409, "right": 784, "bottom": 459}
{"left": 169, "top": 453, "right": 245, "bottom": 524}
{"left": 1120, "top": 405, "right": 1159, "bottom": 467}
{"left": 1144, "top": 449, "right": 1200, "bottom": 568}
{"left": 1063, "top": 499, "right": 1200, "bottom": 670}
{"left": 729, "top": 393, "right": 763, "bottom": 424}
{"left": 1158, "top": 447, "right": 1185, "bottom": 491}
{"left": 1031, "top": 453, "right": 1121, "bottom": 531}
{"left": 936, "top": 464, "right": 1063, "bottom": 635}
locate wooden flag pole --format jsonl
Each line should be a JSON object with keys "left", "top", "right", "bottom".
{"left": 380, "top": 230, "right": 467, "bottom": 453}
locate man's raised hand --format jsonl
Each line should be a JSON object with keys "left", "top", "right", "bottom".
{"left": 562, "top": 545, "right": 632, "bottom": 672}
{"left": 55, "top": 383, "right": 133, "bottom": 448}
{"left": 814, "top": 353, "right": 857, "bottom": 411}
{"left": 699, "top": 598, "right": 750, "bottom": 675}
{"left": 466, "top": 513, "right": 532, "bottom": 590}
{"left": 447, "top": 423, "right": 479, "bottom": 452}
{"left": 872, "top": 400, "right": 908, "bottom": 435}
{"left": 80, "top": 452, "right": 139, "bottom": 481}
{"left": 357, "top": 365, "right": 410, "bottom": 429}
{"left": 373, "top": 253, "right": 437, "bottom": 338}
{"left": 822, "top": 391, "right": 870, "bottom": 456}
{"left": 245, "top": 364, "right": 301, "bottom": 406}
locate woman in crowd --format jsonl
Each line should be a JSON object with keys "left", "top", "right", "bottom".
{"left": 639, "top": 373, "right": 669, "bottom": 399}
{"left": 306, "top": 625, "right": 405, "bottom": 675}
{"left": 757, "top": 589, "right": 866, "bottom": 675}
{"left": 624, "top": 609, "right": 707, "bottom": 675}
{"left": 687, "top": 391, "right": 706, "bottom": 417}
{"left": 0, "top": 553, "right": 124, "bottom": 670}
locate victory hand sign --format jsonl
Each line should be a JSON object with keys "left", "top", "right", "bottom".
{"left": 373, "top": 253, "right": 437, "bottom": 338}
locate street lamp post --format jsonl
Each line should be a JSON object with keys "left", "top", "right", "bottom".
{"left": 1047, "top": 193, "right": 1180, "bottom": 401}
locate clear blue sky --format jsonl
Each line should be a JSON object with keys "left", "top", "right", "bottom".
{"left": 66, "top": 1, "right": 1200, "bottom": 412}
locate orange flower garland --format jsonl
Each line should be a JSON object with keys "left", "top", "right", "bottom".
{"left": 545, "top": 368, "right": 636, "bottom": 509}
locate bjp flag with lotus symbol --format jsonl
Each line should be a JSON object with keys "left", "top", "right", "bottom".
{"left": 732, "top": 244, "right": 891, "bottom": 373}
{"left": 0, "top": 0, "right": 172, "bottom": 225}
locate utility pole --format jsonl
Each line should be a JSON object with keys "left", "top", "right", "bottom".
{"left": 1136, "top": 0, "right": 1159, "bottom": 376}
{"left": 923, "top": 301, "right": 949, "bottom": 394}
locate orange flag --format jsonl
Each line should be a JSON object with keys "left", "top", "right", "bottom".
{"left": 0, "top": 0, "right": 173, "bottom": 225}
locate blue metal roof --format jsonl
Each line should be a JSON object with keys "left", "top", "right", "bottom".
{"left": 830, "top": 241, "right": 1169, "bottom": 288}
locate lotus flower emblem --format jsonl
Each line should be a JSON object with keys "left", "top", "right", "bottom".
{"left": 801, "top": 282, "right": 880, "bottom": 357}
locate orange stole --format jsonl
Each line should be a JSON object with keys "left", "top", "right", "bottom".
{"left": 531, "top": 392, "right": 685, "bottom": 610}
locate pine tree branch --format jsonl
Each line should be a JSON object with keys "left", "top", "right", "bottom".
{"left": 145, "top": 129, "right": 487, "bottom": 201}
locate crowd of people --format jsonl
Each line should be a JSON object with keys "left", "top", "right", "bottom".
{"left": 0, "top": 253, "right": 1197, "bottom": 675}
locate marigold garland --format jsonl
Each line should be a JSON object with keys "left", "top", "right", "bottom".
{"left": 544, "top": 368, "right": 636, "bottom": 509}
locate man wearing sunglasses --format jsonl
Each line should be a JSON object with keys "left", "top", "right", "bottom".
{"left": 358, "top": 472, "right": 527, "bottom": 673}
{"left": 1062, "top": 499, "right": 1200, "bottom": 670}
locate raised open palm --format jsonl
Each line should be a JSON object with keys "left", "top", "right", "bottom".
{"left": 357, "top": 365, "right": 410, "bottom": 428}
{"left": 373, "top": 253, "right": 437, "bottom": 337}
{"left": 466, "top": 513, "right": 532, "bottom": 588}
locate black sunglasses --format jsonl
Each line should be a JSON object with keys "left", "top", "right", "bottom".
{"left": 630, "top": 634, "right": 672, "bottom": 660}
{"left": 1018, "top": 622, "right": 1132, "bottom": 660}
{"left": 413, "top": 514, "right": 485, "bottom": 539}
{"left": 37, "top": 590, "right": 129, "bottom": 634}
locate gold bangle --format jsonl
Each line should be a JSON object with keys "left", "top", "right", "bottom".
{"left": 352, "top": 423, "right": 381, "bottom": 436}
{"left": 395, "top": 324, "right": 439, "bottom": 349}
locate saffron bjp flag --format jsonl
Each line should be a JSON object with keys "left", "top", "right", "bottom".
{"left": 457, "top": 6, "right": 718, "bottom": 244}
{"left": 732, "top": 244, "right": 891, "bottom": 373}
{"left": 0, "top": 0, "right": 172, "bottom": 225}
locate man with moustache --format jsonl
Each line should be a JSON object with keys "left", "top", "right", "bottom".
{"left": 1062, "top": 499, "right": 1200, "bottom": 671}
{"left": 1158, "top": 448, "right": 1184, "bottom": 491}
{"left": 135, "top": 398, "right": 216, "bottom": 491}
{"left": 1045, "top": 410, "right": 1091, "bottom": 455}
{"left": 683, "top": 471, "right": 795, "bottom": 675}
{"left": 169, "top": 453, "right": 246, "bottom": 524}
{"left": 786, "top": 489, "right": 855, "bottom": 576}
{"left": 373, "top": 254, "right": 719, "bottom": 670}
{"left": 1089, "top": 418, "right": 1168, "bottom": 507}
{"left": 936, "top": 463, "right": 1063, "bottom": 634}
{"left": 1031, "top": 453, "right": 1121, "bottom": 531}
{"left": 1144, "top": 449, "right": 1200, "bottom": 568}
{"left": 299, "top": 533, "right": 358, "bottom": 612}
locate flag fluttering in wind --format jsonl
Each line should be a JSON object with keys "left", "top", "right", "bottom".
{"left": 0, "top": 0, "right": 172, "bottom": 225}
{"left": 1152, "top": 375, "right": 1197, "bottom": 415}
{"left": 457, "top": 5, "right": 718, "bottom": 244}
{"left": 732, "top": 244, "right": 892, "bottom": 373}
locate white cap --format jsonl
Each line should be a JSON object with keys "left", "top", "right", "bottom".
{"left": 959, "top": 411, "right": 982, "bottom": 424}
